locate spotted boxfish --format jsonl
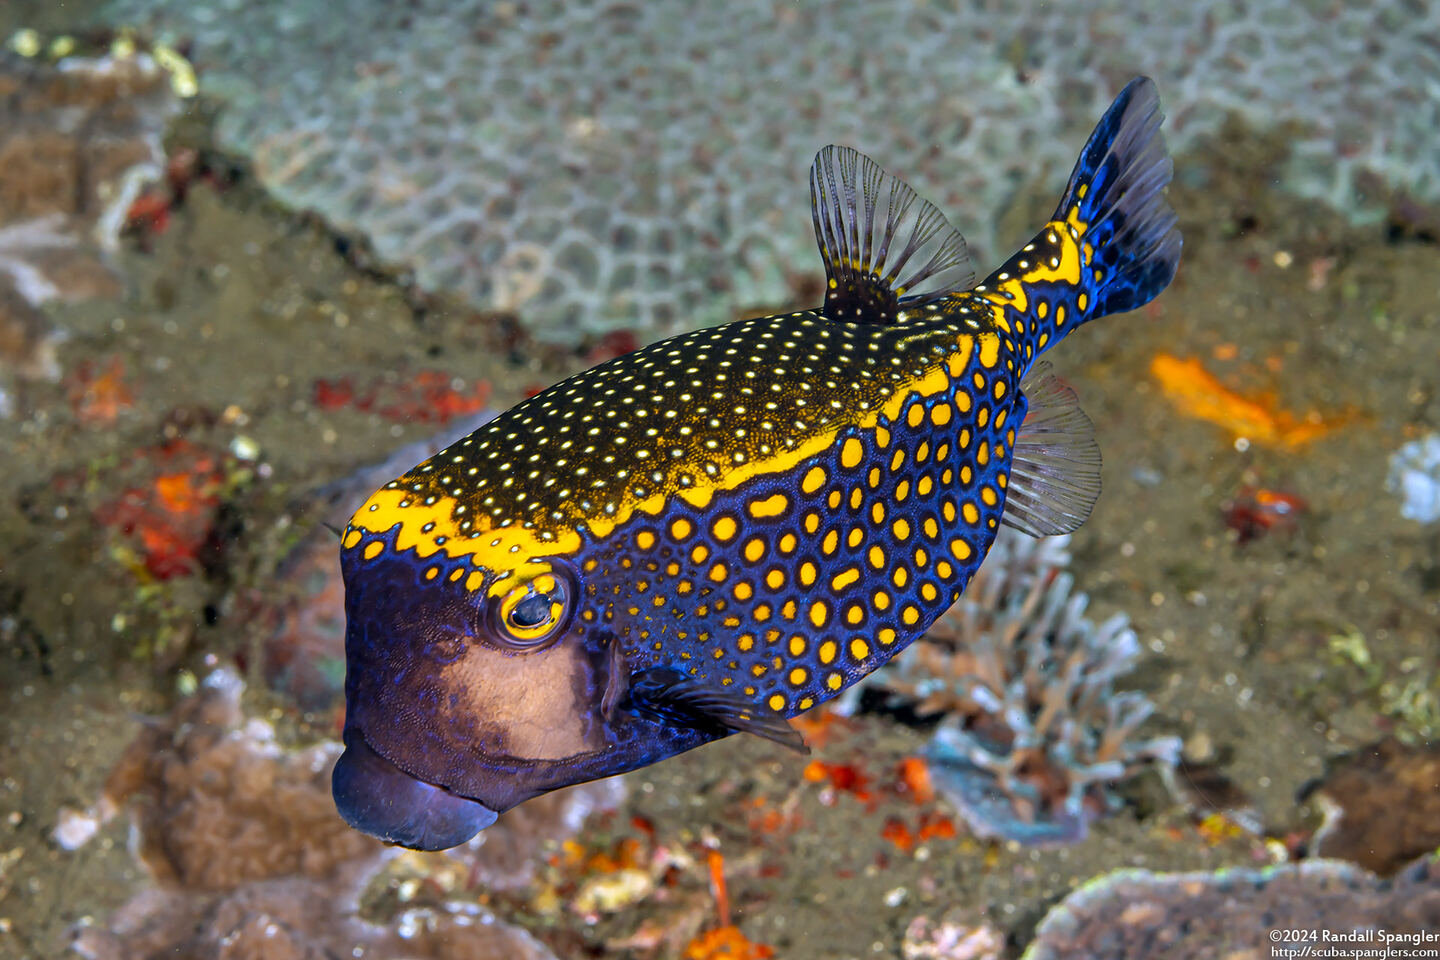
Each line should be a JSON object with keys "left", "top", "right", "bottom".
{"left": 332, "top": 77, "right": 1182, "bottom": 849}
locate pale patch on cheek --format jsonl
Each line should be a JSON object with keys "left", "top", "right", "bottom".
{"left": 439, "top": 642, "right": 606, "bottom": 761}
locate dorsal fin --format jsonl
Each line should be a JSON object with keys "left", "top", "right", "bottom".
{"left": 1002, "top": 362, "right": 1102, "bottom": 537}
{"left": 809, "top": 145, "right": 974, "bottom": 324}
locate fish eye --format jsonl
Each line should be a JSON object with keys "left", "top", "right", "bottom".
{"left": 509, "top": 592, "right": 553, "bottom": 629}
{"left": 488, "top": 570, "right": 574, "bottom": 651}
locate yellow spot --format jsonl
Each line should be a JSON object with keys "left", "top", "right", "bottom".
{"left": 779, "top": 532, "right": 798, "bottom": 554}
{"left": 878, "top": 627, "right": 897, "bottom": 646}
{"left": 826, "top": 672, "right": 843, "bottom": 691}
{"left": 789, "top": 667, "right": 808, "bottom": 687}
{"left": 870, "top": 502, "right": 885, "bottom": 524}
{"left": 872, "top": 590, "right": 891, "bottom": 611}
{"left": 710, "top": 562, "right": 729, "bottom": 582}
{"left": 1037, "top": 301, "right": 1049, "bottom": 318}
{"left": 978, "top": 332, "right": 1000, "bottom": 369}
{"left": 828, "top": 490, "right": 842, "bottom": 509}
{"left": 916, "top": 441, "right": 930, "bottom": 463}
{"left": 744, "top": 538, "right": 766, "bottom": 562}
{"left": 832, "top": 567, "right": 861, "bottom": 591}
{"left": 636, "top": 530, "right": 657, "bottom": 550}
{"left": 923, "top": 517, "right": 939, "bottom": 539}
{"left": 875, "top": 427, "right": 890, "bottom": 448}
{"left": 932, "top": 404, "right": 951, "bottom": 426}
{"left": 342, "top": 530, "right": 362, "bottom": 549}
{"left": 868, "top": 545, "right": 885, "bottom": 569}
{"left": 789, "top": 635, "right": 807, "bottom": 656}
{"left": 734, "top": 582, "right": 754, "bottom": 601}
{"left": 692, "top": 544, "right": 710, "bottom": 564}
{"left": 712, "top": 516, "right": 737, "bottom": 542}
{"left": 849, "top": 487, "right": 863, "bottom": 510}
{"left": 955, "top": 390, "right": 972, "bottom": 413}
{"left": 850, "top": 638, "right": 871, "bottom": 660}
{"left": 977, "top": 408, "right": 990, "bottom": 428}
{"left": 755, "top": 603, "right": 772, "bottom": 622}
{"left": 950, "top": 538, "right": 973, "bottom": 560}
{"left": 847, "top": 527, "right": 863, "bottom": 548}
{"left": 808, "top": 601, "right": 829, "bottom": 628}
{"left": 819, "top": 640, "right": 837, "bottom": 664}
{"left": 997, "top": 472, "right": 1007, "bottom": 489}
{"left": 363, "top": 541, "right": 384, "bottom": 560}
{"left": 466, "top": 571, "right": 484, "bottom": 591}
{"left": 907, "top": 404, "right": 925, "bottom": 428}
{"left": 981, "top": 486, "right": 998, "bottom": 506}
{"left": 902, "top": 605, "right": 920, "bottom": 626}
{"left": 803, "top": 512, "right": 821, "bottom": 534}
{"left": 994, "top": 380, "right": 1007, "bottom": 399}
{"left": 822, "top": 529, "right": 839, "bottom": 555}
{"left": 749, "top": 493, "right": 789, "bottom": 518}
{"left": 890, "top": 449, "right": 905, "bottom": 472}
{"left": 802, "top": 466, "right": 827, "bottom": 494}
{"left": 892, "top": 518, "right": 911, "bottom": 541}
{"left": 892, "top": 566, "right": 909, "bottom": 588}
{"left": 962, "top": 502, "right": 980, "bottom": 524}
{"left": 936, "top": 560, "right": 953, "bottom": 578}
{"left": 921, "top": 583, "right": 938, "bottom": 601}
{"left": 895, "top": 479, "right": 910, "bottom": 502}
{"left": 913, "top": 547, "right": 929, "bottom": 567}
{"left": 671, "top": 518, "right": 694, "bottom": 541}
{"left": 768, "top": 694, "right": 786, "bottom": 712}
{"left": 425, "top": 566, "right": 439, "bottom": 580}
{"left": 799, "top": 696, "right": 814, "bottom": 710}
{"left": 449, "top": 568, "right": 464, "bottom": 582}
{"left": 766, "top": 568, "right": 786, "bottom": 590}
{"left": 977, "top": 441, "right": 990, "bottom": 465}
{"left": 918, "top": 476, "right": 934, "bottom": 496}
{"left": 1078, "top": 292, "right": 1088, "bottom": 312}
{"left": 845, "top": 603, "right": 865, "bottom": 625}
{"left": 799, "top": 561, "right": 818, "bottom": 586}
{"left": 841, "top": 437, "right": 863, "bottom": 469}
{"left": 867, "top": 466, "right": 881, "bottom": 488}
{"left": 960, "top": 465, "right": 972, "bottom": 484}
{"left": 1056, "top": 304, "right": 1067, "bottom": 326}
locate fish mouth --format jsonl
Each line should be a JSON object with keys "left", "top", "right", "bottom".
{"left": 332, "top": 729, "right": 498, "bottom": 850}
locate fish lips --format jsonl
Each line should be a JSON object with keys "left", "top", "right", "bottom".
{"left": 332, "top": 727, "right": 498, "bottom": 850}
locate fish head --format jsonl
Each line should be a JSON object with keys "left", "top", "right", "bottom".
{"left": 331, "top": 479, "right": 713, "bottom": 850}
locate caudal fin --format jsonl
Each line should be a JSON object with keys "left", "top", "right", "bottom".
{"left": 1055, "top": 76, "right": 1181, "bottom": 318}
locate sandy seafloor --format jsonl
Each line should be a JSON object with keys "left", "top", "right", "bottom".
{"left": 1, "top": 17, "right": 1438, "bottom": 960}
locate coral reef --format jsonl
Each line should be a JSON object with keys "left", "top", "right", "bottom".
{"left": 70, "top": 665, "right": 622, "bottom": 959}
{"left": 1020, "top": 855, "right": 1440, "bottom": 960}
{"left": 846, "top": 528, "right": 1180, "bottom": 845}
{"left": 0, "top": 38, "right": 182, "bottom": 407}
{"left": 101, "top": 0, "right": 1439, "bottom": 342}
{"left": 1387, "top": 432, "right": 1440, "bottom": 524}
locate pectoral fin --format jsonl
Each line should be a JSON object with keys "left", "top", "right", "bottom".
{"left": 627, "top": 667, "right": 810, "bottom": 754}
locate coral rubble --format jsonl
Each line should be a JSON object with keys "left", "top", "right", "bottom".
{"left": 1387, "top": 433, "right": 1440, "bottom": 524}
{"left": 72, "top": 665, "right": 622, "bottom": 960}
{"left": 0, "top": 39, "right": 181, "bottom": 407}
{"left": 850, "top": 528, "right": 1180, "bottom": 845}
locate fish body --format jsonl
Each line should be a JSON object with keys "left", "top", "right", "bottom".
{"left": 333, "top": 77, "right": 1182, "bottom": 849}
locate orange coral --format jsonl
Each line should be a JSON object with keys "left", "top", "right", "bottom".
{"left": 67, "top": 355, "right": 135, "bottom": 424}
{"left": 683, "top": 926, "right": 775, "bottom": 960}
{"left": 1150, "top": 353, "right": 1352, "bottom": 449}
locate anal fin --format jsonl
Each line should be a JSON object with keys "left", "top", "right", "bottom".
{"left": 1003, "top": 362, "right": 1102, "bottom": 537}
{"left": 628, "top": 667, "right": 810, "bottom": 754}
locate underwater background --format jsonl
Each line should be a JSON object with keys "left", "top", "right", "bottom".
{"left": 1, "top": 1, "right": 1438, "bottom": 957}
